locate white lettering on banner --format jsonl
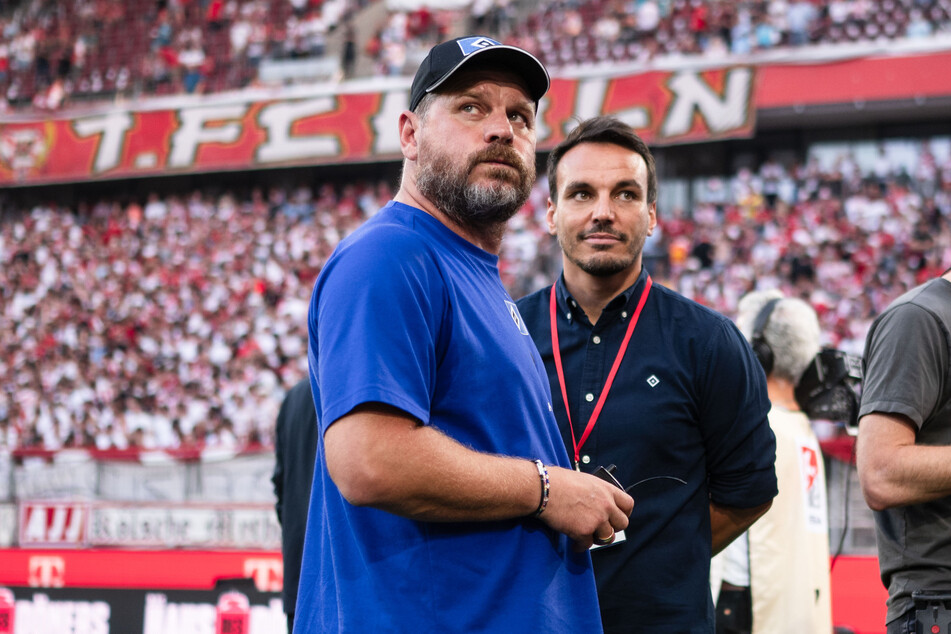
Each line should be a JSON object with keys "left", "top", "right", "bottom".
{"left": 257, "top": 98, "right": 340, "bottom": 163}
{"left": 143, "top": 593, "right": 215, "bottom": 634}
{"left": 72, "top": 112, "right": 135, "bottom": 174}
{"left": 662, "top": 68, "right": 753, "bottom": 138}
{"left": 568, "top": 77, "right": 607, "bottom": 134}
{"left": 14, "top": 594, "right": 110, "bottom": 634}
{"left": 144, "top": 593, "right": 284, "bottom": 634}
{"left": 28, "top": 556, "right": 66, "bottom": 587}
{"left": 168, "top": 105, "right": 248, "bottom": 168}
{"left": 370, "top": 90, "right": 406, "bottom": 156}
{"left": 568, "top": 78, "right": 651, "bottom": 136}
{"left": 243, "top": 558, "right": 283, "bottom": 592}
{"left": 20, "top": 503, "right": 86, "bottom": 545}
{"left": 534, "top": 97, "right": 551, "bottom": 144}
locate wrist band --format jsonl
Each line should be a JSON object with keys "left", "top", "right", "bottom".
{"left": 532, "top": 459, "right": 550, "bottom": 517}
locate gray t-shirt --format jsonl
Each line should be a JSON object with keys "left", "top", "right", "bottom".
{"left": 860, "top": 276, "right": 951, "bottom": 624}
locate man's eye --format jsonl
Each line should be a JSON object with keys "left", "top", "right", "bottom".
{"left": 618, "top": 191, "right": 636, "bottom": 201}
{"left": 571, "top": 191, "right": 590, "bottom": 201}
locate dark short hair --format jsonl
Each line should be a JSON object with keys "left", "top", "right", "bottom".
{"left": 547, "top": 117, "right": 657, "bottom": 205}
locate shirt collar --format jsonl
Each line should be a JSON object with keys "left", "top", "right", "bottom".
{"left": 553, "top": 267, "right": 651, "bottom": 323}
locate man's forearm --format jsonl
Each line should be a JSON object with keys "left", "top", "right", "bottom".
{"left": 709, "top": 500, "right": 772, "bottom": 555}
{"left": 323, "top": 403, "right": 634, "bottom": 548}
{"left": 325, "top": 405, "right": 543, "bottom": 521}
{"left": 858, "top": 412, "right": 951, "bottom": 510}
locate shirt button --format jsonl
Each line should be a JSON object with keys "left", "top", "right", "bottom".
{"left": 621, "top": 311, "right": 628, "bottom": 319}
{"left": 585, "top": 393, "right": 594, "bottom": 402}
{"left": 581, "top": 455, "right": 591, "bottom": 465}
{"left": 566, "top": 313, "right": 572, "bottom": 320}
{"left": 592, "top": 335, "right": 601, "bottom": 344}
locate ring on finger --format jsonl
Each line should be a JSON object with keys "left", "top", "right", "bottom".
{"left": 593, "top": 531, "right": 615, "bottom": 546}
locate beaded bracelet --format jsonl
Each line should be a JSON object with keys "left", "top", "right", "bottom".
{"left": 532, "top": 459, "right": 550, "bottom": 517}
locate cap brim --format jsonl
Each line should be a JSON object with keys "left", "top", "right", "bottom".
{"left": 425, "top": 45, "right": 550, "bottom": 105}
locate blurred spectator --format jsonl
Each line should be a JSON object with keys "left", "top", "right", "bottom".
{"left": 1, "top": 141, "right": 950, "bottom": 454}
{"left": 5, "top": 0, "right": 951, "bottom": 108}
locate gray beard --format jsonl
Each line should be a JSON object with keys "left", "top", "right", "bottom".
{"left": 416, "top": 146, "right": 534, "bottom": 234}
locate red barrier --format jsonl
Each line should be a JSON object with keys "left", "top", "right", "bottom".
{"left": 0, "top": 548, "right": 888, "bottom": 631}
{"left": 0, "top": 549, "right": 282, "bottom": 592}
{"left": 832, "top": 555, "right": 888, "bottom": 634}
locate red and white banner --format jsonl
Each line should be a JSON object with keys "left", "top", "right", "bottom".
{"left": 18, "top": 503, "right": 86, "bottom": 548}
{"left": 3, "top": 48, "right": 949, "bottom": 186}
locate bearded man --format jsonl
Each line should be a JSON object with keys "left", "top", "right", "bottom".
{"left": 295, "top": 38, "right": 633, "bottom": 633}
{"left": 516, "top": 116, "right": 777, "bottom": 633}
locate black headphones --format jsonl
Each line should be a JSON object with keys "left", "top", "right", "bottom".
{"left": 751, "top": 298, "right": 780, "bottom": 375}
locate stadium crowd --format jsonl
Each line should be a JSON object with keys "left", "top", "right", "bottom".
{"left": 0, "top": 0, "right": 375, "bottom": 110}
{"left": 3, "top": 0, "right": 951, "bottom": 110}
{"left": 1, "top": 138, "right": 949, "bottom": 453}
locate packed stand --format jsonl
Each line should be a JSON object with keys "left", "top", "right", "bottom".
{"left": 2, "top": 137, "right": 951, "bottom": 453}
{"left": 4, "top": 0, "right": 951, "bottom": 112}
{"left": 362, "top": 0, "right": 951, "bottom": 81}
{"left": 0, "top": 0, "right": 374, "bottom": 112}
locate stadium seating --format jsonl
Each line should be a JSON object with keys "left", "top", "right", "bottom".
{"left": 2, "top": 140, "right": 949, "bottom": 452}
{"left": 3, "top": 0, "right": 951, "bottom": 109}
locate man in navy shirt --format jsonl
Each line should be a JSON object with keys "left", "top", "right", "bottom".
{"left": 297, "top": 40, "right": 634, "bottom": 632}
{"left": 517, "top": 116, "right": 777, "bottom": 632}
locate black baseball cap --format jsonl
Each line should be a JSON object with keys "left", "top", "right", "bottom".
{"left": 408, "top": 36, "right": 550, "bottom": 112}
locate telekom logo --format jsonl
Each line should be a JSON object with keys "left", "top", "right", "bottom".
{"left": 243, "top": 558, "right": 283, "bottom": 592}
{"left": 28, "top": 556, "right": 65, "bottom": 588}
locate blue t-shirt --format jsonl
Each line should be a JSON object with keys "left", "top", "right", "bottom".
{"left": 296, "top": 201, "right": 601, "bottom": 633}
{"left": 517, "top": 270, "right": 777, "bottom": 633}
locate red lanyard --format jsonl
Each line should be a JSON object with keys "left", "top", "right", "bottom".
{"left": 549, "top": 276, "right": 652, "bottom": 470}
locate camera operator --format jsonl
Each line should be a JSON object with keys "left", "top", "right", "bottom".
{"left": 857, "top": 270, "right": 951, "bottom": 634}
{"left": 712, "top": 290, "right": 832, "bottom": 634}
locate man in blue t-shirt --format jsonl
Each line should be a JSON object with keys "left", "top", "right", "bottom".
{"left": 516, "top": 117, "right": 777, "bottom": 632}
{"left": 296, "top": 37, "right": 634, "bottom": 633}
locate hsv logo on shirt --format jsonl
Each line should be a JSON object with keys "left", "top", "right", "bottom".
{"left": 506, "top": 301, "right": 530, "bottom": 335}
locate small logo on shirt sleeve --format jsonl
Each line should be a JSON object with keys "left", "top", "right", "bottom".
{"left": 506, "top": 301, "right": 530, "bottom": 335}
{"left": 646, "top": 375, "right": 660, "bottom": 387}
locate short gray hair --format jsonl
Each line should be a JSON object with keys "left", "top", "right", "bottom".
{"left": 413, "top": 92, "right": 437, "bottom": 119}
{"left": 736, "top": 290, "right": 821, "bottom": 384}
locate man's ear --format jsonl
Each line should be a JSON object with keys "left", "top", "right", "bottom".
{"left": 546, "top": 198, "right": 558, "bottom": 236}
{"left": 399, "top": 111, "right": 419, "bottom": 162}
{"left": 647, "top": 201, "right": 657, "bottom": 236}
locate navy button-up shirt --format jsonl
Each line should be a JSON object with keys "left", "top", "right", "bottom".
{"left": 517, "top": 268, "right": 777, "bottom": 633}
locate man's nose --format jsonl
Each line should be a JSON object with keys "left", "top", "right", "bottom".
{"left": 591, "top": 196, "right": 615, "bottom": 222}
{"left": 484, "top": 110, "right": 514, "bottom": 144}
